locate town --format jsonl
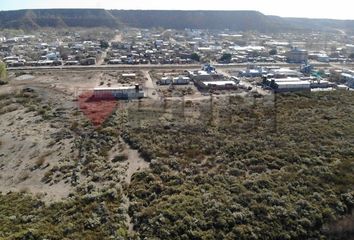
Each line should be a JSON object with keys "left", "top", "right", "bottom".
{"left": 1, "top": 28, "right": 354, "bottom": 101}
{"left": 1, "top": 7, "right": 354, "bottom": 240}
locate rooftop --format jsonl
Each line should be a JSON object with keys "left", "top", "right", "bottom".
{"left": 94, "top": 86, "right": 137, "bottom": 91}
{"left": 276, "top": 81, "right": 310, "bottom": 85}
{"left": 202, "top": 81, "right": 236, "bottom": 86}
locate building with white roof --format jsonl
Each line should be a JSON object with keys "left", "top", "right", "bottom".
{"left": 93, "top": 85, "right": 144, "bottom": 99}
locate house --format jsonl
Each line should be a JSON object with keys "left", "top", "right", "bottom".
{"left": 158, "top": 77, "right": 173, "bottom": 85}
{"left": 189, "top": 70, "right": 213, "bottom": 81}
{"left": 108, "top": 59, "right": 122, "bottom": 64}
{"left": 316, "top": 54, "right": 330, "bottom": 63}
{"left": 80, "top": 58, "right": 96, "bottom": 65}
{"left": 46, "top": 52, "right": 60, "bottom": 61}
{"left": 269, "top": 68, "right": 303, "bottom": 78}
{"left": 173, "top": 76, "right": 190, "bottom": 85}
{"left": 239, "top": 68, "right": 267, "bottom": 77}
{"left": 286, "top": 48, "right": 308, "bottom": 64}
{"left": 341, "top": 73, "right": 354, "bottom": 88}
{"left": 122, "top": 73, "right": 136, "bottom": 78}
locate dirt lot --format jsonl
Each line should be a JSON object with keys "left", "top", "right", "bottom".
{"left": 0, "top": 70, "right": 150, "bottom": 203}
{"left": 149, "top": 70, "right": 201, "bottom": 98}
{"left": 0, "top": 69, "right": 250, "bottom": 204}
{"left": 0, "top": 86, "right": 76, "bottom": 202}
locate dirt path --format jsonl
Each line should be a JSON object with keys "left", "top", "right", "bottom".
{"left": 97, "top": 33, "right": 123, "bottom": 66}
{"left": 112, "top": 33, "right": 122, "bottom": 42}
{"left": 97, "top": 51, "right": 107, "bottom": 66}
{"left": 143, "top": 70, "right": 159, "bottom": 100}
{"left": 108, "top": 138, "right": 149, "bottom": 184}
{"left": 108, "top": 137, "right": 149, "bottom": 234}
{"left": 124, "top": 146, "right": 149, "bottom": 184}
{"left": 218, "top": 69, "right": 268, "bottom": 95}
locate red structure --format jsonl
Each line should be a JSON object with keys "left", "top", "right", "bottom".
{"left": 78, "top": 91, "right": 117, "bottom": 127}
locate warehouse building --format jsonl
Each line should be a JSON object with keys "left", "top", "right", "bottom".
{"left": 274, "top": 80, "right": 311, "bottom": 92}
{"left": 93, "top": 84, "right": 144, "bottom": 99}
{"left": 268, "top": 68, "right": 303, "bottom": 78}
{"left": 263, "top": 77, "right": 311, "bottom": 92}
{"left": 197, "top": 80, "right": 237, "bottom": 91}
{"left": 157, "top": 76, "right": 190, "bottom": 85}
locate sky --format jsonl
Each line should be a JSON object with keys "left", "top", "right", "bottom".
{"left": 1, "top": 0, "right": 352, "bottom": 20}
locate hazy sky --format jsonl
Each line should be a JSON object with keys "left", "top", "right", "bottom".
{"left": 1, "top": 0, "right": 352, "bottom": 20}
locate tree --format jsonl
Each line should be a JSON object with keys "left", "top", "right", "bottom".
{"left": 0, "top": 61, "right": 7, "bottom": 80}
{"left": 269, "top": 49, "right": 277, "bottom": 55}
{"left": 219, "top": 53, "right": 232, "bottom": 63}
{"left": 349, "top": 53, "right": 354, "bottom": 59}
{"left": 58, "top": 46, "right": 71, "bottom": 61}
{"left": 100, "top": 40, "right": 109, "bottom": 49}
{"left": 190, "top": 53, "right": 200, "bottom": 62}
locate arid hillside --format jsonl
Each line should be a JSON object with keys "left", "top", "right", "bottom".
{"left": 2, "top": 9, "right": 354, "bottom": 33}
{"left": 0, "top": 70, "right": 353, "bottom": 239}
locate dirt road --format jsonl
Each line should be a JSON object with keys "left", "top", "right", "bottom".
{"left": 218, "top": 69, "right": 269, "bottom": 95}
{"left": 97, "top": 33, "right": 123, "bottom": 66}
{"left": 143, "top": 70, "right": 159, "bottom": 100}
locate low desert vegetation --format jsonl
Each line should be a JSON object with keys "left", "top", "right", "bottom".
{"left": 0, "top": 89, "right": 353, "bottom": 239}
{"left": 123, "top": 91, "right": 354, "bottom": 239}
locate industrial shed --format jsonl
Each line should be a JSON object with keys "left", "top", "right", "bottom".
{"left": 197, "top": 80, "right": 237, "bottom": 90}
{"left": 93, "top": 85, "right": 144, "bottom": 100}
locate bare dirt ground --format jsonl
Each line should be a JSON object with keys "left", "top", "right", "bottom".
{"left": 0, "top": 71, "right": 103, "bottom": 202}
{"left": 0, "top": 89, "right": 76, "bottom": 202}
{"left": 0, "top": 70, "right": 150, "bottom": 203}
{"left": 112, "top": 33, "right": 122, "bottom": 42}
{"left": 108, "top": 137, "right": 150, "bottom": 234}
{"left": 108, "top": 138, "right": 149, "bottom": 184}
{"left": 143, "top": 70, "right": 160, "bottom": 100}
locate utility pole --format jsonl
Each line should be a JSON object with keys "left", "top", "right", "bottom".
{"left": 0, "top": 61, "right": 7, "bottom": 81}
{"left": 181, "top": 93, "right": 185, "bottom": 121}
{"left": 273, "top": 90, "right": 278, "bottom": 134}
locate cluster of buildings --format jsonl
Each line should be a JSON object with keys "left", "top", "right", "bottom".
{"left": 106, "top": 30, "right": 196, "bottom": 65}
{"left": 155, "top": 64, "right": 240, "bottom": 92}
{"left": 188, "top": 64, "right": 239, "bottom": 91}
{"left": 0, "top": 31, "right": 112, "bottom": 67}
{"left": 2, "top": 29, "right": 354, "bottom": 67}
{"left": 261, "top": 67, "right": 337, "bottom": 92}
{"left": 157, "top": 76, "right": 191, "bottom": 85}
{"left": 340, "top": 72, "right": 354, "bottom": 88}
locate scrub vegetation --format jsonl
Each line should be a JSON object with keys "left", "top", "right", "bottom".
{"left": 0, "top": 89, "right": 353, "bottom": 239}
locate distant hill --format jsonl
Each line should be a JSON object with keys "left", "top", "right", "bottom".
{"left": 111, "top": 10, "right": 285, "bottom": 32}
{"left": 269, "top": 15, "right": 354, "bottom": 33}
{"left": 0, "top": 9, "right": 121, "bottom": 29}
{"left": 0, "top": 9, "right": 354, "bottom": 33}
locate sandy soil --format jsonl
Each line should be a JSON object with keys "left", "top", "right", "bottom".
{"left": 0, "top": 70, "right": 149, "bottom": 203}
{"left": 108, "top": 138, "right": 149, "bottom": 184}
{"left": 108, "top": 138, "right": 149, "bottom": 233}
{"left": 112, "top": 33, "right": 122, "bottom": 42}
{"left": 0, "top": 108, "right": 74, "bottom": 202}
